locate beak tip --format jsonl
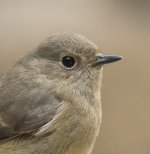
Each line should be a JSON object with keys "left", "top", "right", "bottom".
{"left": 100, "top": 55, "right": 123, "bottom": 64}
{"left": 115, "top": 56, "right": 123, "bottom": 61}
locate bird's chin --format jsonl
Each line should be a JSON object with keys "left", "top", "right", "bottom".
{"left": 92, "top": 64, "right": 103, "bottom": 70}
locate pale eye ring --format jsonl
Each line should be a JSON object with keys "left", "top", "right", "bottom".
{"left": 60, "top": 56, "right": 76, "bottom": 69}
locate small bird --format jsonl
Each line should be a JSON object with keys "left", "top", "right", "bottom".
{"left": 0, "top": 33, "right": 122, "bottom": 154}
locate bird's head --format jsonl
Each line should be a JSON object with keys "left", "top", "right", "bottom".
{"left": 18, "top": 33, "right": 122, "bottom": 99}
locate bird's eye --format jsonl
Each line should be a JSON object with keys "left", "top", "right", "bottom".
{"left": 61, "top": 56, "right": 76, "bottom": 69}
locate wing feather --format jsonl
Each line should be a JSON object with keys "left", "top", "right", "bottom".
{"left": 0, "top": 71, "right": 61, "bottom": 141}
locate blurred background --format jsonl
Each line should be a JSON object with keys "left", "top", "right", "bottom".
{"left": 0, "top": 0, "right": 150, "bottom": 153}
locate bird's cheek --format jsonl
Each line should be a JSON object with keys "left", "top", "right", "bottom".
{"left": 57, "top": 72, "right": 71, "bottom": 80}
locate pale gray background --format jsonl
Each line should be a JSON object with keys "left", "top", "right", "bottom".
{"left": 0, "top": 0, "right": 150, "bottom": 154}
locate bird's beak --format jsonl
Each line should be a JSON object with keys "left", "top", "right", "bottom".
{"left": 93, "top": 55, "right": 122, "bottom": 67}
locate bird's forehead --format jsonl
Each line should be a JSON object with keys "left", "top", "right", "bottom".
{"left": 46, "top": 33, "right": 100, "bottom": 56}
{"left": 35, "top": 33, "right": 101, "bottom": 62}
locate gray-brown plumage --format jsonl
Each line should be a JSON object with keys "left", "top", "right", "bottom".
{"left": 0, "top": 33, "right": 122, "bottom": 154}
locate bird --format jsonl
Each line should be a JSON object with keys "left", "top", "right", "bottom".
{"left": 0, "top": 33, "right": 122, "bottom": 154}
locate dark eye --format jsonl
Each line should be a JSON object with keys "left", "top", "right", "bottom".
{"left": 61, "top": 56, "right": 76, "bottom": 69}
